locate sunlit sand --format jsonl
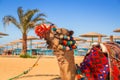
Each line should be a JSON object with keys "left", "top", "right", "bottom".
{"left": 0, "top": 55, "right": 84, "bottom": 80}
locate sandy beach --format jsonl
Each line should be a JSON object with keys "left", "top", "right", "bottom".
{"left": 0, "top": 55, "right": 84, "bottom": 80}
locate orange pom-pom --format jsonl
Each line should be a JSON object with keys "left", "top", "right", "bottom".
{"left": 35, "top": 23, "right": 51, "bottom": 39}
{"left": 62, "top": 40, "right": 67, "bottom": 45}
{"left": 72, "top": 45, "right": 77, "bottom": 49}
{"left": 76, "top": 74, "right": 81, "bottom": 79}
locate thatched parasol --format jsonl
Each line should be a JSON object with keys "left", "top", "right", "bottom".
{"left": 11, "top": 40, "right": 23, "bottom": 43}
{"left": 0, "top": 45, "right": 4, "bottom": 54}
{"left": 74, "top": 37, "right": 86, "bottom": 42}
{"left": 27, "top": 36, "right": 39, "bottom": 40}
{"left": 74, "top": 37, "right": 86, "bottom": 48}
{"left": 0, "top": 32, "right": 8, "bottom": 36}
{"left": 0, "top": 45, "right": 4, "bottom": 48}
{"left": 104, "top": 35, "right": 120, "bottom": 41}
{"left": 10, "top": 39, "right": 23, "bottom": 53}
{"left": 32, "top": 41, "right": 46, "bottom": 45}
{"left": 80, "top": 32, "right": 107, "bottom": 43}
{"left": 113, "top": 28, "right": 120, "bottom": 41}
{"left": 32, "top": 41, "right": 46, "bottom": 49}
{"left": 80, "top": 32, "right": 106, "bottom": 37}
{"left": 27, "top": 36, "right": 39, "bottom": 56}
{"left": 113, "top": 28, "right": 120, "bottom": 32}
{"left": 4, "top": 43, "right": 15, "bottom": 51}
{"left": 26, "top": 36, "right": 39, "bottom": 47}
{"left": 35, "top": 46, "right": 46, "bottom": 48}
{"left": 86, "top": 39, "right": 98, "bottom": 43}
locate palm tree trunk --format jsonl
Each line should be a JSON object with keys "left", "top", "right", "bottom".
{"left": 21, "top": 33, "right": 27, "bottom": 55}
{"left": 54, "top": 50, "right": 76, "bottom": 80}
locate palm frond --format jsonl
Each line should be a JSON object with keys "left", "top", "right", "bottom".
{"left": 22, "top": 9, "right": 39, "bottom": 31}
{"left": 36, "top": 13, "right": 46, "bottom": 17}
{"left": 25, "top": 13, "right": 46, "bottom": 32}
{"left": 31, "top": 13, "right": 46, "bottom": 22}
{"left": 17, "top": 7, "right": 24, "bottom": 24}
{"left": 26, "top": 19, "right": 45, "bottom": 33}
{"left": 32, "top": 18, "right": 45, "bottom": 23}
{"left": 23, "top": 9, "right": 39, "bottom": 22}
{"left": 21, "top": 9, "right": 37, "bottom": 33}
{"left": 3, "top": 16, "right": 21, "bottom": 29}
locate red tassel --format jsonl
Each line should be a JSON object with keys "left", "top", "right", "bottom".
{"left": 35, "top": 24, "right": 51, "bottom": 39}
{"left": 76, "top": 74, "right": 81, "bottom": 79}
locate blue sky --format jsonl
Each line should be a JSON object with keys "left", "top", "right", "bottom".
{"left": 0, "top": 0, "right": 120, "bottom": 44}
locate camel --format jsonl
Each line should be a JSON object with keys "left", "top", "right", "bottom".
{"left": 35, "top": 23, "right": 77, "bottom": 80}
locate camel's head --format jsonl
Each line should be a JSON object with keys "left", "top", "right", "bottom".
{"left": 35, "top": 23, "right": 77, "bottom": 52}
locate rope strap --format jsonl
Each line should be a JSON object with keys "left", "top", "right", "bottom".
{"left": 8, "top": 55, "right": 42, "bottom": 80}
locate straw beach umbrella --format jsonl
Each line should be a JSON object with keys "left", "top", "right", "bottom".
{"left": 86, "top": 39, "right": 98, "bottom": 43}
{"left": 35, "top": 46, "right": 46, "bottom": 48}
{"left": 0, "top": 45, "right": 4, "bottom": 48}
{"left": 32, "top": 41, "right": 46, "bottom": 55}
{"left": 32, "top": 41, "right": 46, "bottom": 48}
{"left": 11, "top": 39, "right": 23, "bottom": 43}
{"left": 11, "top": 39, "right": 23, "bottom": 45}
{"left": 0, "top": 32, "right": 8, "bottom": 36}
{"left": 11, "top": 39, "right": 23, "bottom": 49}
{"left": 0, "top": 45, "right": 4, "bottom": 54}
{"left": 113, "top": 28, "right": 120, "bottom": 40}
{"left": 27, "top": 36, "right": 39, "bottom": 40}
{"left": 27, "top": 36, "right": 39, "bottom": 47}
{"left": 113, "top": 28, "right": 120, "bottom": 32}
{"left": 3, "top": 43, "right": 15, "bottom": 55}
{"left": 32, "top": 41, "right": 46, "bottom": 45}
{"left": 80, "top": 32, "right": 107, "bottom": 43}
{"left": 74, "top": 37, "right": 86, "bottom": 49}
{"left": 74, "top": 37, "right": 86, "bottom": 42}
{"left": 104, "top": 35, "right": 120, "bottom": 42}
{"left": 11, "top": 39, "right": 23, "bottom": 55}
{"left": 4, "top": 43, "right": 11, "bottom": 50}
{"left": 27, "top": 36, "right": 39, "bottom": 56}
{"left": 0, "top": 32, "right": 8, "bottom": 40}
{"left": 113, "top": 28, "right": 120, "bottom": 42}
{"left": 74, "top": 37, "right": 86, "bottom": 45}
{"left": 112, "top": 35, "right": 120, "bottom": 40}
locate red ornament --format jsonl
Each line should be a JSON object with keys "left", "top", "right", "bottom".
{"left": 76, "top": 74, "right": 81, "bottom": 79}
{"left": 35, "top": 24, "right": 51, "bottom": 39}
{"left": 72, "top": 45, "right": 76, "bottom": 49}
{"left": 62, "top": 40, "right": 67, "bottom": 45}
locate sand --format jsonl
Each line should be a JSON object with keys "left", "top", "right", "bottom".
{"left": 0, "top": 55, "right": 84, "bottom": 80}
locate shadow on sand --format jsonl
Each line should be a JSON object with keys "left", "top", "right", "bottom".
{"left": 50, "top": 77, "right": 61, "bottom": 80}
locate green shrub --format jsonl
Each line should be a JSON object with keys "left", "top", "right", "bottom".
{"left": 20, "top": 54, "right": 36, "bottom": 58}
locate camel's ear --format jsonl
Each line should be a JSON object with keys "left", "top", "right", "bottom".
{"left": 69, "top": 30, "right": 74, "bottom": 36}
{"left": 56, "top": 28, "right": 62, "bottom": 34}
{"left": 61, "top": 28, "right": 68, "bottom": 35}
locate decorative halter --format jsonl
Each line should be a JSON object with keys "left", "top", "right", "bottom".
{"left": 35, "top": 23, "right": 77, "bottom": 51}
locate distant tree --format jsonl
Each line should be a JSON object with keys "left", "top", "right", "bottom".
{"left": 3, "top": 7, "right": 46, "bottom": 55}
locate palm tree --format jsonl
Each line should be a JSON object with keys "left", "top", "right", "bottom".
{"left": 3, "top": 7, "right": 46, "bottom": 55}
